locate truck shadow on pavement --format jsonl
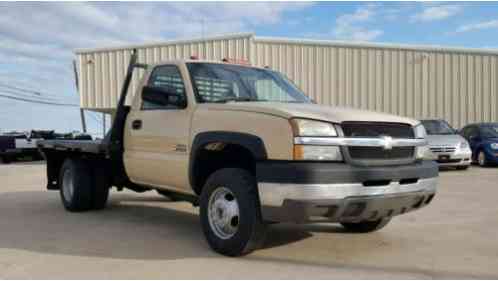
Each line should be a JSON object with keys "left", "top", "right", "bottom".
{"left": 0, "top": 190, "right": 335, "bottom": 260}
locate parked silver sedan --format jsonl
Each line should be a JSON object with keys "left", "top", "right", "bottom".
{"left": 421, "top": 119, "right": 472, "bottom": 170}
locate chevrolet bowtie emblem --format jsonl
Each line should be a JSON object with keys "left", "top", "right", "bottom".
{"left": 381, "top": 135, "right": 393, "bottom": 150}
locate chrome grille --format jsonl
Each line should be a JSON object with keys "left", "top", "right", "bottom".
{"left": 430, "top": 146, "right": 456, "bottom": 153}
{"left": 341, "top": 122, "right": 414, "bottom": 139}
{"left": 348, "top": 146, "right": 415, "bottom": 160}
{"left": 340, "top": 122, "right": 415, "bottom": 164}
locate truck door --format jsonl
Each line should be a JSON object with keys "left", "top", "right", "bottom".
{"left": 124, "top": 64, "right": 192, "bottom": 193}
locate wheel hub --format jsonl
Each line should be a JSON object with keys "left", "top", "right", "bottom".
{"left": 208, "top": 187, "right": 240, "bottom": 239}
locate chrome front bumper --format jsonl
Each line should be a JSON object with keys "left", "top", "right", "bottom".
{"left": 428, "top": 148, "right": 472, "bottom": 167}
{"left": 259, "top": 177, "right": 437, "bottom": 207}
{"left": 258, "top": 177, "right": 437, "bottom": 223}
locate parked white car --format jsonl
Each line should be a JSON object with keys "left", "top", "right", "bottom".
{"left": 421, "top": 119, "right": 471, "bottom": 170}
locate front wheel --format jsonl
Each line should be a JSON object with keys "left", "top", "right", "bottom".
{"left": 200, "top": 168, "right": 267, "bottom": 256}
{"left": 341, "top": 218, "right": 391, "bottom": 233}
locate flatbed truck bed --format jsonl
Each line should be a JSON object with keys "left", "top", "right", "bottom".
{"left": 38, "top": 140, "right": 107, "bottom": 155}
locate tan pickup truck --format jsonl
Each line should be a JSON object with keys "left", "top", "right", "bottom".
{"left": 38, "top": 50, "right": 438, "bottom": 256}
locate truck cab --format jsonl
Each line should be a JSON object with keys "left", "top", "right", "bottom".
{"left": 39, "top": 54, "right": 438, "bottom": 256}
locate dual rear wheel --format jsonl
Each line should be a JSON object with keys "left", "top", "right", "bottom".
{"left": 59, "top": 158, "right": 110, "bottom": 212}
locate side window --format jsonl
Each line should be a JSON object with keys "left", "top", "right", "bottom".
{"left": 142, "top": 65, "right": 186, "bottom": 110}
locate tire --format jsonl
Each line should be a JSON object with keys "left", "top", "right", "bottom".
{"left": 341, "top": 218, "right": 391, "bottom": 233}
{"left": 200, "top": 168, "right": 267, "bottom": 256}
{"left": 478, "top": 151, "right": 488, "bottom": 167}
{"left": 1, "top": 156, "right": 13, "bottom": 164}
{"left": 456, "top": 166, "right": 469, "bottom": 170}
{"left": 59, "top": 158, "right": 93, "bottom": 212}
{"left": 91, "top": 162, "right": 110, "bottom": 210}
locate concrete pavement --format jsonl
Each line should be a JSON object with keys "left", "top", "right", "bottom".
{"left": 0, "top": 162, "right": 497, "bottom": 279}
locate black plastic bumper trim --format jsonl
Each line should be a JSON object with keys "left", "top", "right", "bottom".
{"left": 261, "top": 190, "right": 436, "bottom": 223}
{"left": 256, "top": 160, "right": 438, "bottom": 184}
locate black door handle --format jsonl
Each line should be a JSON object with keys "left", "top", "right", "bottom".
{"left": 132, "top": 119, "right": 142, "bottom": 130}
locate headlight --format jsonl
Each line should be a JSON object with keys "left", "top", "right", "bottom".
{"left": 290, "top": 119, "right": 341, "bottom": 161}
{"left": 291, "top": 119, "right": 337, "bottom": 137}
{"left": 490, "top": 143, "right": 498, "bottom": 150}
{"left": 294, "top": 145, "right": 343, "bottom": 161}
{"left": 460, "top": 141, "right": 470, "bottom": 149}
{"left": 414, "top": 124, "right": 427, "bottom": 139}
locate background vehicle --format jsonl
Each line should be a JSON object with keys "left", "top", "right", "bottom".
{"left": 38, "top": 50, "right": 438, "bottom": 256}
{"left": 420, "top": 119, "right": 471, "bottom": 170}
{"left": 0, "top": 131, "right": 44, "bottom": 163}
{"left": 460, "top": 123, "right": 498, "bottom": 167}
{"left": 0, "top": 130, "right": 91, "bottom": 164}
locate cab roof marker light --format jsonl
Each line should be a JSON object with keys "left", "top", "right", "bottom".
{"left": 221, "top": 58, "right": 251, "bottom": 65}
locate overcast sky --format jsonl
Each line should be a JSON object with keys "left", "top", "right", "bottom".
{"left": 1, "top": 2, "right": 497, "bottom": 136}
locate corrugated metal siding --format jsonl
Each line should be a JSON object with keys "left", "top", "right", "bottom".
{"left": 76, "top": 34, "right": 498, "bottom": 128}
{"left": 77, "top": 34, "right": 252, "bottom": 110}
{"left": 253, "top": 39, "right": 498, "bottom": 128}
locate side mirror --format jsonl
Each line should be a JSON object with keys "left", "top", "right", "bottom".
{"left": 141, "top": 85, "right": 187, "bottom": 108}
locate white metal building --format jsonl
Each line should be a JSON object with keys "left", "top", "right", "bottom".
{"left": 75, "top": 33, "right": 498, "bottom": 128}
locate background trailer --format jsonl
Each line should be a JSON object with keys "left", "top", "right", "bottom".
{"left": 75, "top": 33, "right": 497, "bottom": 128}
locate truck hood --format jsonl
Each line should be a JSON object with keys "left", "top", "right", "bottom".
{"left": 425, "top": 134, "right": 466, "bottom": 147}
{"left": 204, "top": 102, "right": 420, "bottom": 126}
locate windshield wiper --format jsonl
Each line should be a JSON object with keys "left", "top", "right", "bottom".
{"left": 279, "top": 100, "right": 308, "bottom": 103}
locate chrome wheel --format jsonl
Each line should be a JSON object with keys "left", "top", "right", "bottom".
{"left": 478, "top": 151, "right": 486, "bottom": 166}
{"left": 207, "top": 187, "right": 240, "bottom": 239}
{"left": 62, "top": 168, "right": 74, "bottom": 202}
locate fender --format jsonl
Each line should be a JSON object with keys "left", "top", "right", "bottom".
{"left": 189, "top": 131, "right": 268, "bottom": 192}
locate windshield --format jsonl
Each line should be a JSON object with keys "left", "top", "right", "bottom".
{"left": 186, "top": 63, "right": 311, "bottom": 103}
{"left": 481, "top": 124, "right": 498, "bottom": 138}
{"left": 421, "top": 120, "right": 456, "bottom": 135}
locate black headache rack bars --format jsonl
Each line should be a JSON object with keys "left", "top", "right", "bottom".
{"left": 38, "top": 49, "right": 148, "bottom": 191}
{"left": 102, "top": 49, "right": 148, "bottom": 186}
